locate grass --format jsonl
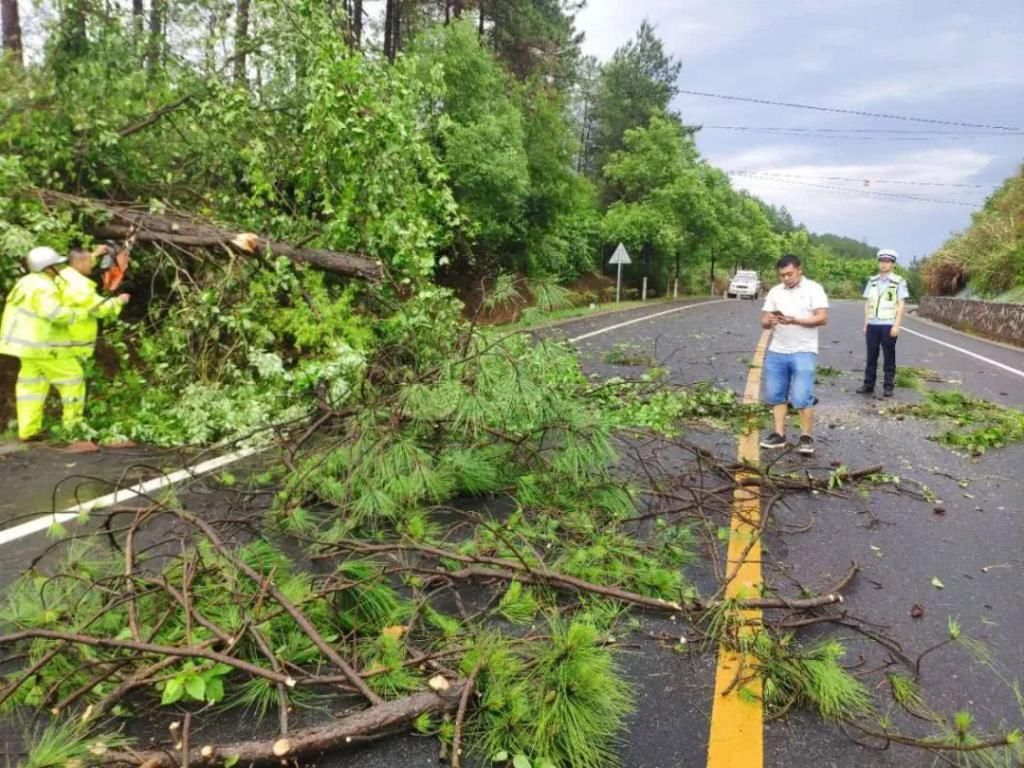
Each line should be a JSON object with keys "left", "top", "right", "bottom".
{"left": 815, "top": 366, "right": 843, "bottom": 382}
{"left": 603, "top": 343, "right": 656, "bottom": 367}
{"left": 899, "top": 390, "right": 1024, "bottom": 454}
{"left": 894, "top": 366, "right": 942, "bottom": 390}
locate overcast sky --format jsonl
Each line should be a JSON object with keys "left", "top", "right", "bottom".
{"left": 576, "top": 0, "right": 1024, "bottom": 259}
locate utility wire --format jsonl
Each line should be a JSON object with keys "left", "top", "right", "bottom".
{"left": 731, "top": 174, "right": 983, "bottom": 207}
{"left": 727, "top": 170, "right": 996, "bottom": 190}
{"left": 703, "top": 125, "right": 1024, "bottom": 140}
{"left": 678, "top": 90, "right": 1022, "bottom": 131}
{"left": 706, "top": 125, "right": 1024, "bottom": 135}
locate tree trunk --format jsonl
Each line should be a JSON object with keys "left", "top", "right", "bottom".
{"left": 352, "top": 0, "right": 363, "bottom": 47}
{"left": 393, "top": 0, "right": 401, "bottom": 55}
{"left": 1, "top": 0, "right": 21, "bottom": 65}
{"left": 452, "top": 0, "right": 464, "bottom": 18}
{"left": 147, "top": 0, "right": 165, "bottom": 72}
{"left": 477, "top": 0, "right": 484, "bottom": 35}
{"left": 102, "top": 682, "right": 468, "bottom": 767}
{"left": 709, "top": 249, "right": 716, "bottom": 295}
{"left": 37, "top": 190, "right": 383, "bottom": 282}
{"left": 233, "top": 0, "right": 250, "bottom": 85}
{"left": 131, "top": 0, "right": 143, "bottom": 36}
{"left": 383, "top": 0, "right": 394, "bottom": 61}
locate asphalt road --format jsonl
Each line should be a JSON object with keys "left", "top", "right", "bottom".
{"left": 1, "top": 296, "right": 1023, "bottom": 767}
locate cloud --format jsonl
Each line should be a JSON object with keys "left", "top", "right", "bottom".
{"left": 718, "top": 147, "right": 996, "bottom": 247}
{"left": 576, "top": 0, "right": 759, "bottom": 61}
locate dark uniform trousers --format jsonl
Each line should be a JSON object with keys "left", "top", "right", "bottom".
{"left": 864, "top": 324, "right": 897, "bottom": 390}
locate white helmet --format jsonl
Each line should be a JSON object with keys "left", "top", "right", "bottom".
{"left": 27, "top": 246, "right": 66, "bottom": 273}
{"left": 876, "top": 248, "right": 898, "bottom": 263}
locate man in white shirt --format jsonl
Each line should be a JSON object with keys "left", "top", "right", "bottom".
{"left": 758, "top": 254, "right": 829, "bottom": 455}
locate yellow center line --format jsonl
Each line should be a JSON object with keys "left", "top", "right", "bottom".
{"left": 706, "top": 329, "right": 771, "bottom": 768}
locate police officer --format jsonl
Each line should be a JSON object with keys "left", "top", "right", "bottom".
{"left": 856, "top": 248, "right": 908, "bottom": 397}
{"left": 0, "top": 247, "right": 123, "bottom": 441}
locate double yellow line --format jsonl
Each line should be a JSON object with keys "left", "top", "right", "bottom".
{"left": 706, "top": 330, "right": 771, "bottom": 768}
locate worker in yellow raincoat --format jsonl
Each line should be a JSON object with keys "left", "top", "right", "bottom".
{"left": 0, "top": 247, "right": 126, "bottom": 440}
{"left": 56, "top": 245, "right": 128, "bottom": 363}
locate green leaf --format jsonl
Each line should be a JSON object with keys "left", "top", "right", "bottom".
{"left": 161, "top": 677, "right": 184, "bottom": 705}
{"left": 204, "top": 676, "right": 225, "bottom": 703}
{"left": 224, "top": 756, "right": 240, "bottom": 768}
{"left": 931, "top": 577, "right": 944, "bottom": 589}
{"left": 185, "top": 675, "right": 206, "bottom": 701}
{"left": 512, "top": 755, "right": 532, "bottom": 768}
{"left": 492, "top": 750, "right": 509, "bottom": 762}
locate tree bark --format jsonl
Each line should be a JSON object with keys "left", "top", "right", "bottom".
{"left": 131, "top": 0, "right": 143, "bottom": 36}
{"left": 147, "top": 0, "right": 165, "bottom": 72}
{"left": 101, "top": 682, "right": 468, "bottom": 767}
{"left": 1, "top": 0, "right": 21, "bottom": 65}
{"left": 383, "top": 0, "right": 395, "bottom": 61}
{"left": 352, "top": 0, "right": 363, "bottom": 47}
{"left": 233, "top": 0, "right": 250, "bottom": 85}
{"left": 36, "top": 190, "right": 382, "bottom": 282}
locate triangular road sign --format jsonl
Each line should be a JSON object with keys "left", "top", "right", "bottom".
{"left": 608, "top": 242, "right": 631, "bottom": 265}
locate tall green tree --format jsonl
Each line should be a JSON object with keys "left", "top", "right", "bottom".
{"left": 589, "top": 20, "right": 681, "bottom": 184}
{"left": 409, "top": 21, "right": 530, "bottom": 270}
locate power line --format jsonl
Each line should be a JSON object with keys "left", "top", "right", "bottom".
{"left": 731, "top": 173, "right": 983, "bottom": 207}
{"left": 678, "top": 90, "right": 1022, "bottom": 131}
{"left": 704, "top": 124, "right": 1024, "bottom": 138}
{"left": 699, "top": 128, "right": 993, "bottom": 143}
{"left": 727, "top": 170, "right": 996, "bottom": 190}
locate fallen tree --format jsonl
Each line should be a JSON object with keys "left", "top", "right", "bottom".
{"left": 101, "top": 681, "right": 468, "bottom": 767}
{"left": 35, "top": 189, "right": 383, "bottom": 281}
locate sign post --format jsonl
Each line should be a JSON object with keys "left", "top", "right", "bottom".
{"left": 608, "top": 242, "right": 631, "bottom": 303}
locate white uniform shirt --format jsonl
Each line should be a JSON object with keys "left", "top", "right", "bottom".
{"left": 761, "top": 277, "right": 829, "bottom": 354}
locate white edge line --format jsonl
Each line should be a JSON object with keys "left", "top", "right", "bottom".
{"left": 902, "top": 326, "right": 1024, "bottom": 379}
{"left": 568, "top": 299, "right": 728, "bottom": 343}
{"left": 0, "top": 446, "right": 259, "bottom": 546}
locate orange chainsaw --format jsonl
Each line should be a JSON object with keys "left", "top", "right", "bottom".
{"left": 99, "top": 228, "right": 136, "bottom": 293}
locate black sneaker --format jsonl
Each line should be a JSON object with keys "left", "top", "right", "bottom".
{"left": 760, "top": 432, "right": 786, "bottom": 449}
{"left": 883, "top": 387, "right": 894, "bottom": 397}
{"left": 797, "top": 435, "right": 815, "bottom": 455}
{"left": 855, "top": 385, "right": 874, "bottom": 395}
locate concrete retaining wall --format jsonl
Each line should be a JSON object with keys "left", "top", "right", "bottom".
{"left": 917, "top": 297, "right": 1024, "bottom": 347}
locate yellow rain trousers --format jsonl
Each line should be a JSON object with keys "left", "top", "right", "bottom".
{"left": 14, "top": 357, "right": 86, "bottom": 439}
{"left": 1, "top": 272, "right": 87, "bottom": 440}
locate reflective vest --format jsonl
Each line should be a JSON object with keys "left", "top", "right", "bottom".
{"left": 865, "top": 274, "right": 904, "bottom": 322}
{"left": 56, "top": 266, "right": 123, "bottom": 358}
{"left": 0, "top": 273, "right": 87, "bottom": 359}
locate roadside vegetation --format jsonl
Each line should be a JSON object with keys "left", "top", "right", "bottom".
{"left": 923, "top": 165, "right": 1024, "bottom": 300}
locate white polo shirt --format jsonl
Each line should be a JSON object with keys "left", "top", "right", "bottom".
{"left": 761, "top": 277, "right": 829, "bottom": 354}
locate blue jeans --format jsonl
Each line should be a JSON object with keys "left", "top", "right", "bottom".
{"left": 763, "top": 351, "right": 817, "bottom": 409}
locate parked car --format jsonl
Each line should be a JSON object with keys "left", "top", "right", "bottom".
{"left": 727, "top": 270, "right": 761, "bottom": 299}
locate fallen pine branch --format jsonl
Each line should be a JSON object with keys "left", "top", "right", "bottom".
{"left": 100, "top": 680, "right": 468, "bottom": 767}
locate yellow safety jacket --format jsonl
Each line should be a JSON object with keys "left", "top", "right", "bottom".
{"left": 865, "top": 274, "right": 904, "bottom": 323}
{"left": 0, "top": 273, "right": 86, "bottom": 359}
{"left": 56, "top": 266, "right": 123, "bottom": 358}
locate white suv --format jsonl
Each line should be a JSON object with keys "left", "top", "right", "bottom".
{"left": 727, "top": 270, "right": 761, "bottom": 300}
